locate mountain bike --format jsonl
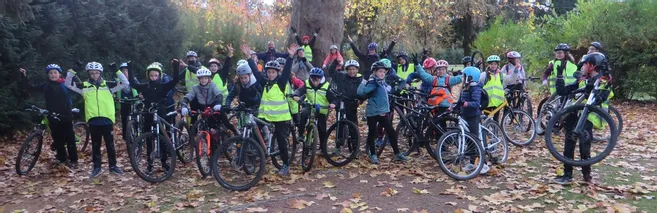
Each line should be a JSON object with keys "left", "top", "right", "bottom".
{"left": 322, "top": 88, "right": 360, "bottom": 167}
{"left": 15, "top": 105, "right": 88, "bottom": 175}
{"left": 119, "top": 98, "right": 144, "bottom": 147}
{"left": 435, "top": 110, "right": 486, "bottom": 181}
{"left": 296, "top": 100, "right": 322, "bottom": 172}
{"left": 483, "top": 98, "right": 537, "bottom": 146}
{"left": 192, "top": 107, "right": 236, "bottom": 178}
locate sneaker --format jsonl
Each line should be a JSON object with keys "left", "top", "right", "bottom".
{"left": 109, "top": 166, "right": 123, "bottom": 175}
{"left": 369, "top": 154, "right": 380, "bottom": 164}
{"left": 394, "top": 153, "right": 408, "bottom": 162}
{"left": 90, "top": 168, "right": 103, "bottom": 178}
{"left": 462, "top": 163, "right": 476, "bottom": 171}
{"left": 553, "top": 176, "right": 573, "bottom": 185}
{"left": 278, "top": 164, "right": 290, "bottom": 176}
{"left": 583, "top": 175, "right": 593, "bottom": 183}
{"left": 67, "top": 162, "right": 79, "bottom": 170}
{"left": 163, "top": 163, "right": 171, "bottom": 172}
{"left": 480, "top": 164, "right": 490, "bottom": 174}
{"left": 145, "top": 165, "right": 154, "bottom": 175}
{"left": 375, "top": 138, "right": 384, "bottom": 147}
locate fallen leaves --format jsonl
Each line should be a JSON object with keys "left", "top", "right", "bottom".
{"left": 288, "top": 199, "right": 314, "bottom": 209}
{"left": 323, "top": 181, "right": 336, "bottom": 188}
{"left": 380, "top": 187, "right": 399, "bottom": 197}
{"left": 246, "top": 207, "right": 268, "bottom": 212}
{"left": 412, "top": 188, "right": 431, "bottom": 195}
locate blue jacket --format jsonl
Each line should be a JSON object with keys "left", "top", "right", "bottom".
{"left": 357, "top": 77, "right": 391, "bottom": 117}
{"left": 160, "top": 73, "right": 175, "bottom": 109}
{"left": 458, "top": 82, "right": 483, "bottom": 118}
{"left": 406, "top": 65, "right": 462, "bottom": 107}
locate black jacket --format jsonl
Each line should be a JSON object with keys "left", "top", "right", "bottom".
{"left": 23, "top": 76, "right": 74, "bottom": 121}
{"left": 349, "top": 41, "right": 396, "bottom": 79}
{"left": 225, "top": 59, "right": 264, "bottom": 108}
{"left": 327, "top": 60, "right": 363, "bottom": 102}
{"left": 128, "top": 62, "right": 183, "bottom": 109}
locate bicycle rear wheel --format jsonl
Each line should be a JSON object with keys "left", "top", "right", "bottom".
{"left": 483, "top": 119, "right": 508, "bottom": 164}
{"left": 195, "top": 131, "right": 212, "bottom": 178}
{"left": 323, "top": 120, "right": 360, "bottom": 167}
{"left": 125, "top": 120, "right": 140, "bottom": 148}
{"left": 301, "top": 125, "right": 318, "bottom": 172}
{"left": 73, "top": 122, "right": 89, "bottom": 153}
{"left": 502, "top": 109, "right": 537, "bottom": 146}
{"left": 15, "top": 132, "right": 43, "bottom": 176}
{"left": 271, "top": 125, "right": 298, "bottom": 169}
{"left": 436, "top": 130, "right": 484, "bottom": 181}
{"left": 130, "top": 132, "right": 176, "bottom": 183}
{"left": 212, "top": 136, "right": 265, "bottom": 191}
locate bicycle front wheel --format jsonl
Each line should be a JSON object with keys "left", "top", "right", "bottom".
{"left": 502, "top": 109, "right": 537, "bottom": 146}
{"left": 436, "top": 130, "right": 485, "bottom": 181}
{"left": 15, "top": 132, "right": 43, "bottom": 176}
{"left": 592, "top": 105, "right": 623, "bottom": 143}
{"left": 130, "top": 132, "right": 177, "bottom": 183}
{"left": 323, "top": 120, "right": 360, "bottom": 167}
{"left": 73, "top": 122, "right": 89, "bottom": 153}
{"left": 175, "top": 120, "right": 194, "bottom": 164}
{"left": 545, "top": 104, "right": 618, "bottom": 166}
{"left": 301, "top": 125, "right": 318, "bottom": 172}
{"left": 211, "top": 136, "right": 266, "bottom": 191}
{"left": 483, "top": 119, "right": 508, "bottom": 164}
{"left": 195, "top": 131, "right": 212, "bottom": 178}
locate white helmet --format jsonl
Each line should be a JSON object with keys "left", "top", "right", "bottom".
{"left": 344, "top": 60, "right": 360, "bottom": 69}
{"left": 85, "top": 62, "right": 103, "bottom": 72}
{"left": 196, "top": 68, "right": 212, "bottom": 78}
{"left": 236, "top": 59, "right": 248, "bottom": 67}
{"left": 236, "top": 64, "right": 252, "bottom": 75}
{"left": 330, "top": 45, "right": 338, "bottom": 50}
{"left": 186, "top": 51, "right": 198, "bottom": 57}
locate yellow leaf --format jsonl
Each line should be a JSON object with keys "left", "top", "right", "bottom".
{"left": 413, "top": 188, "right": 431, "bottom": 195}
{"left": 323, "top": 181, "right": 336, "bottom": 188}
{"left": 340, "top": 208, "right": 353, "bottom": 213}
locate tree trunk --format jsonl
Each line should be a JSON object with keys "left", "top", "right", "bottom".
{"left": 461, "top": 13, "right": 473, "bottom": 57}
{"left": 289, "top": 0, "right": 346, "bottom": 67}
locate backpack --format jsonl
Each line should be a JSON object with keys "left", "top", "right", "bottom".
{"left": 479, "top": 89, "right": 490, "bottom": 110}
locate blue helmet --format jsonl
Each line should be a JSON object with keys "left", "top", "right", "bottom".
{"left": 462, "top": 66, "right": 481, "bottom": 83}
{"left": 45, "top": 64, "right": 62, "bottom": 73}
{"left": 368, "top": 42, "right": 379, "bottom": 50}
{"left": 309, "top": 67, "right": 324, "bottom": 77}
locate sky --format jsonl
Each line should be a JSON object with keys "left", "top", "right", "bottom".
{"left": 262, "top": 0, "right": 274, "bottom": 5}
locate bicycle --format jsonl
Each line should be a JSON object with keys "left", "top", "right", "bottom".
{"left": 544, "top": 77, "right": 618, "bottom": 166}
{"left": 296, "top": 100, "right": 322, "bottom": 172}
{"left": 191, "top": 107, "right": 237, "bottom": 178}
{"left": 129, "top": 103, "right": 190, "bottom": 183}
{"left": 209, "top": 104, "right": 270, "bottom": 191}
{"left": 397, "top": 101, "right": 458, "bottom": 161}
{"left": 483, "top": 98, "right": 537, "bottom": 146}
{"left": 15, "top": 105, "right": 89, "bottom": 175}
{"left": 435, "top": 109, "right": 486, "bottom": 181}
{"left": 119, "top": 98, "right": 145, "bottom": 147}
{"left": 369, "top": 90, "right": 414, "bottom": 158}
{"left": 322, "top": 88, "right": 360, "bottom": 167}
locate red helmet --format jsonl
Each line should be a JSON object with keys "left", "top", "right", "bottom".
{"left": 208, "top": 58, "right": 221, "bottom": 66}
{"left": 423, "top": 58, "right": 437, "bottom": 69}
{"left": 302, "top": 35, "right": 310, "bottom": 41}
{"left": 436, "top": 60, "right": 449, "bottom": 68}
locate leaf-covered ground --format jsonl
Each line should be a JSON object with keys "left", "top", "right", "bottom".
{"left": 0, "top": 102, "right": 655, "bottom": 213}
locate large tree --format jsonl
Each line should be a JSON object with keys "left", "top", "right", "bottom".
{"left": 289, "top": 0, "right": 346, "bottom": 67}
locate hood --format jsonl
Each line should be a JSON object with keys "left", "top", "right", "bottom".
{"left": 397, "top": 55, "right": 410, "bottom": 65}
{"left": 242, "top": 74, "right": 257, "bottom": 88}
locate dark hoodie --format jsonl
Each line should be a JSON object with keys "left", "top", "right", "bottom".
{"left": 327, "top": 60, "right": 363, "bottom": 102}
{"left": 23, "top": 75, "right": 74, "bottom": 121}
{"left": 128, "top": 62, "right": 182, "bottom": 109}
{"left": 348, "top": 41, "right": 396, "bottom": 79}
{"left": 256, "top": 48, "right": 290, "bottom": 64}
{"left": 225, "top": 60, "right": 263, "bottom": 108}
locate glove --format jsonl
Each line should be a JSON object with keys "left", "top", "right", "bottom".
{"left": 290, "top": 27, "right": 297, "bottom": 34}
{"left": 109, "top": 63, "right": 118, "bottom": 72}
{"left": 74, "top": 61, "right": 84, "bottom": 71}
{"left": 315, "top": 28, "right": 321, "bottom": 34}
{"left": 213, "top": 105, "right": 222, "bottom": 112}
{"left": 542, "top": 80, "right": 548, "bottom": 86}
{"left": 361, "top": 79, "right": 368, "bottom": 85}
{"left": 322, "top": 65, "right": 327, "bottom": 69}
{"left": 181, "top": 107, "right": 189, "bottom": 116}
{"left": 411, "top": 53, "right": 419, "bottom": 65}
{"left": 301, "top": 57, "right": 307, "bottom": 62}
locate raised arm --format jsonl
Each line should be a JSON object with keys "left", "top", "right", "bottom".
{"left": 127, "top": 63, "right": 147, "bottom": 92}
{"left": 109, "top": 63, "right": 129, "bottom": 93}
{"left": 357, "top": 78, "right": 378, "bottom": 97}
{"left": 65, "top": 70, "right": 84, "bottom": 95}
{"left": 220, "top": 45, "right": 234, "bottom": 83}
{"left": 19, "top": 68, "right": 44, "bottom": 93}
{"left": 309, "top": 28, "right": 319, "bottom": 47}
{"left": 385, "top": 37, "right": 397, "bottom": 56}
{"left": 162, "top": 59, "right": 183, "bottom": 92}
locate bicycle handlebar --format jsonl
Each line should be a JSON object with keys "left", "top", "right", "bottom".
{"left": 26, "top": 105, "right": 60, "bottom": 121}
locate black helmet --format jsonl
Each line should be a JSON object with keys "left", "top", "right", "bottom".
{"left": 462, "top": 56, "right": 472, "bottom": 64}
{"left": 578, "top": 52, "right": 608, "bottom": 72}
{"left": 370, "top": 61, "right": 388, "bottom": 71}
{"left": 590, "top": 42, "right": 603, "bottom": 51}
{"left": 397, "top": 51, "right": 408, "bottom": 58}
{"left": 554, "top": 43, "right": 571, "bottom": 52}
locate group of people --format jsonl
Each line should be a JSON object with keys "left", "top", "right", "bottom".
{"left": 19, "top": 26, "right": 612, "bottom": 184}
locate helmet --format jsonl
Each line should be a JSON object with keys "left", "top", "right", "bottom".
{"left": 379, "top": 59, "right": 392, "bottom": 68}
{"left": 423, "top": 57, "right": 437, "bottom": 69}
{"left": 462, "top": 66, "right": 481, "bottom": 83}
{"left": 250, "top": 50, "right": 257, "bottom": 55}
{"left": 236, "top": 64, "right": 252, "bottom": 75}
{"left": 578, "top": 52, "right": 608, "bottom": 72}
{"left": 295, "top": 47, "right": 304, "bottom": 53}
{"left": 436, "top": 60, "right": 449, "bottom": 68}
{"left": 462, "top": 56, "right": 472, "bottom": 64}
{"left": 397, "top": 51, "right": 408, "bottom": 58}
{"left": 506, "top": 51, "right": 521, "bottom": 59}
{"left": 329, "top": 45, "right": 338, "bottom": 50}
{"left": 371, "top": 61, "right": 387, "bottom": 71}
{"left": 368, "top": 42, "right": 379, "bottom": 50}
{"left": 264, "top": 61, "right": 281, "bottom": 71}
{"left": 85, "top": 62, "right": 103, "bottom": 72}
{"left": 119, "top": 63, "right": 128, "bottom": 69}
{"left": 302, "top": 35, "right": 310, "bottom": 41}
{"left": 151, "top": 62, "right": 163, "bottom": 69}
{"left": 344, "top": 60, "right": 360, "bottom": 69}
{"left": 208, "top": 58, "right": 221, "bottom": 66}
{"left": 45, "top": 64, "right": 62, "bottom": 73}
{"left": 309, "top": 67, "right": 324, "bottom": 77}
{"left": 236, "top": 59, "right": 248, "bottom": 67}
{"left": 554, "top": 43, "right": 571, "bottom": 52}
{"left": 186, "top": 51, "right": 198, "bottom": 57}
{"left": 590, "top": 42, "right": 603, "bottom": 51}
{"left": 275, "top": 57, "right": 287, "bottom": 65}
{"left": 146, "top": 64, "right": 162, "bottom": 72}
{"left": 486, "top": 55, "right": 501, "bottom": 63}
{"left": 196, "top": 68, "right": 212, "bottom": 78}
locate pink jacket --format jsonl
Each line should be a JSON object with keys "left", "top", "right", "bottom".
{"left": 323, "top": 52, "right": 344, "bottom": 70}
{"left": 290, "top": 76, "right": 305, "bottom": 89}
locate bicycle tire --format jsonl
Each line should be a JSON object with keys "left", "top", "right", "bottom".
{"left": 130, "top": 132, "right": 177, "bottom": 183}
{"left": 399, "top": 114, "right": 421, "bottom": 157}
{"left": 72, "top": 122, "right": 90, "bottom": 153}
{"left": 195, "top": 132, "right": 212, "bottom": 178}
{"left": 482, "top": 119, "right": 508, "bottom": 164}
{"left": 211, "top": 136, "right": 266, "bottom": 191}
{"left": 502, "top": 109, "right": 537, "bottom": 146}
{"left": 436, "top": 130, "right": 485, "bottom": 181}
{"left": 175, "top": 120, "right": 194, "bottom": 164}
{"left": 536, "top": 96, "right": 549, "bottom": 135}
{"left": 545, "top": 104, "right": 617, "bottom": 166}
{"left": 592, "top": 105, "right": 623, "bottom": 142}
{"left": 425, "top": 115, "right": 459, "bottom": 160}
{"left": 521, "top": 94, "right": 533, "bottom": 119}
{"left": 15, "top": 132, "right": 43, "bottom": 176}
{"left": 125, "top": 120, "right": 139, "bottom": 148}
{"left": 301, "top": 125, "right": 318, "bottom": 172}
{"left": 322, "top": 120, "right": 360, "bottom": 167}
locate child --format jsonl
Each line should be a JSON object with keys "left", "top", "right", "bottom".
{"left": 322, "top": 45, "right": 344, "bottom": 70}
{"left": 207, "top": 44, "right": 234, "bottom": 99}
{"left": 293, "top": 68, "right": 335, "bottom": 150}
{"left": 65, "top": 62, "right": 129, "bottom": 178}
{"left": 115, "top": 62, "right": 140, "bottom": 141}
{"left": 327, "top": 59, "right": 363, "bottom": 153}
{"left": 502, "top": 51, "right": 526, "bottom": 93}
{"left": 457, "top": 66, "right": 488, "bottom": 174}
{"left": 554, "top": 52, "right": 613, "bottom": 185}
{"left": 224, "top": 62, "right": 262, "bottom": 109}
{"left": 291, "top": 27, "right": 319, "bottom": 63}
{"left": 20, "top": 64, "right": 79, "bottom": 169}
{"left": 480, "top": 55, "right": 505, "bottom": 121}
{"left": 127, "top": 60, "right": 183, "bottom": 174}
{"left": 542, "top": 44, "right": 577, "bottom": 96}
{"left": 357, "top": 61, "right": 408, "bottom": 164}
{"left": 347, "top": 35, "right": 397, "bottom": 79}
